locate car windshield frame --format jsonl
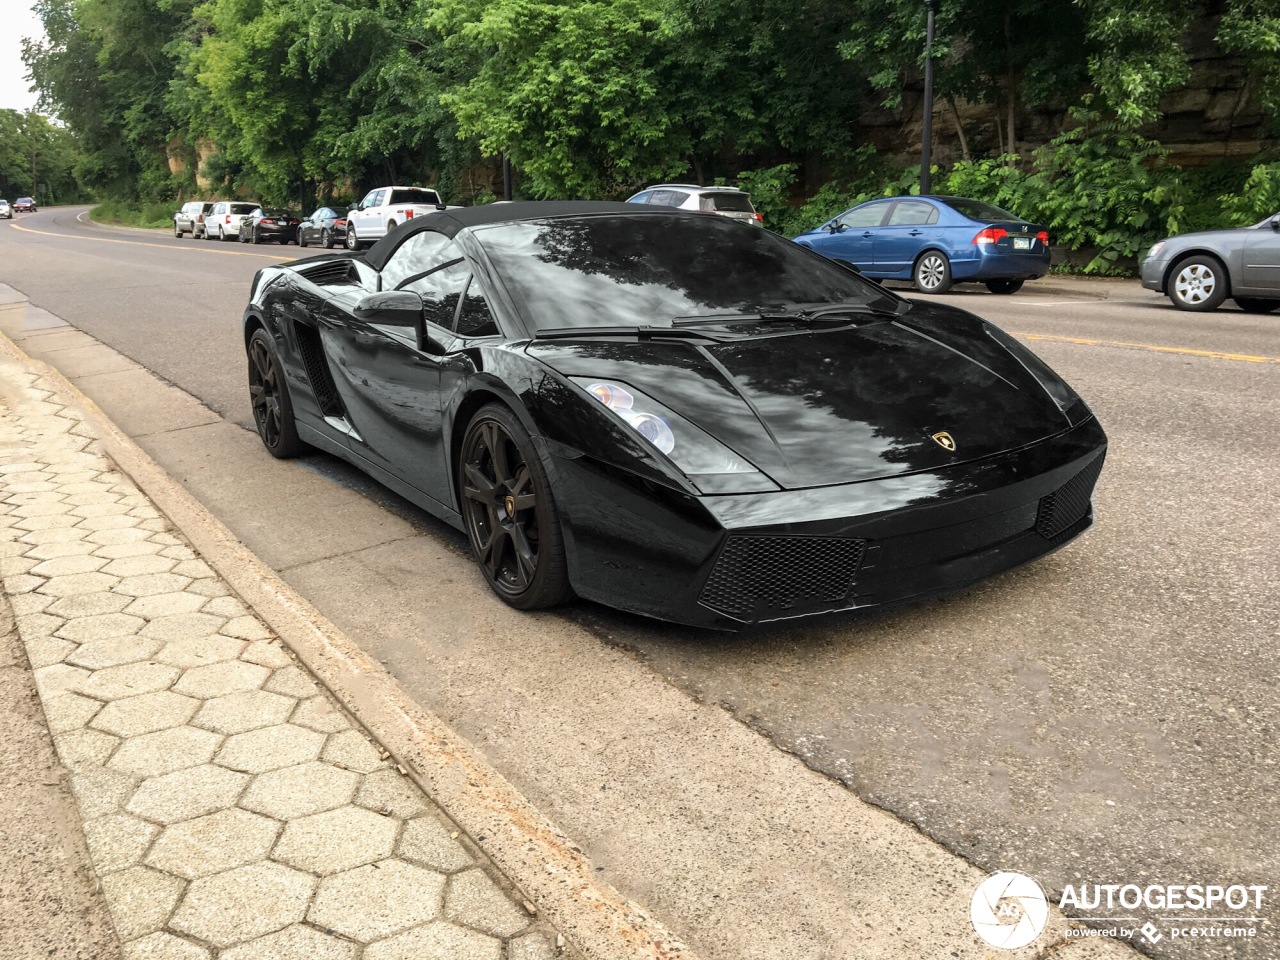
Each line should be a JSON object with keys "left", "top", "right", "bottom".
{"left": 470, "top": 212, "right": 900, "bottom": 334}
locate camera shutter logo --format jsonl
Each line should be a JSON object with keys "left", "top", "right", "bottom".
{"left": 971, "top": 871, "right": 1050, "bottom": 950}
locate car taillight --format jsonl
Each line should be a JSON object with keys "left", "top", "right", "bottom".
{"left": 1036, "top": 230, "right": 1049, "bottom": 244}
{"left": 225, "top": 215, "right": 231, "bottom": 223}
{"left": 404, "top": 210, "right": 413, "bottom": 219}
{"left": 973, "top": 227, "right": 1008, "bottom": 245}
{"left": 196, "top": 215, "right": 204, "bottom": 222}
{"left": 261, "top": 219, "right": 275, "bottom": 225}
{"left": 754, "top": 212, "right": 764, "bottom": 223}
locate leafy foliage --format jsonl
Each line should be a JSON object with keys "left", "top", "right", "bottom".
{"left": 1219, "top": 162, "right": 1280, "bottom": 225}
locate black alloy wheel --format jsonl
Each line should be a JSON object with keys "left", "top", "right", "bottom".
{"left": 321, "top": 228, "right": 334, "bottom": 249}
{"left": 247, "top": 329, "right": 306, "bottom": 459}
{"left": 458, "top": 405, "right": 571, "bottom": 609}
{"left": 985, "top": 279, "right": 1025, "bottom": 295}
{"left": 1233, "top": 297, "right": 1280, "bottom": 314}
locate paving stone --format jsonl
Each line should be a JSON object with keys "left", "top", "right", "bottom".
{"left": 91, "top": 691, "right": 200, "bottom": 737}
{"left": 0, "top": 555, "right": 37, "bottom": 577}
{"left": 186, "top": 578, "right": 229, "bottom": 598}
{"left": 171, "top": 559, "right": 215, "bottom": 580}
{"left": 127, "top": 764, "right": 251, "bottom": 824}
{"left": 55, "top": 727, "right": 120, "bottom": 766}
{"left": 509, "top": 932, "right": 558, "bottom": 960}
{"left": 446, "top": 868, "right": 531, "bottom": 938}
{"left": 44, "top": 691, "right": 104, "bottom": 733}
{"left": 67, "top": 635, "right": 163, "bottom": 670}
{"left": 100, "top": 865, "right": 185, "bottom": 941}
{"left": 221, "top": 616, "right": 272, "bottom": 641}
{"left": 117, "top": 574, "right": 196, "bottom": 598}
{"left": 37, "top": 571, "right": 120, "bottom": 596}
{"left": 96, "top": 540, "right": 166, "bottom": 559}
{"left": 192, "top": 689, "right": 295, "bottom": 735}
{"left": 78, "top": 661, "right": 179, "bottom": 701}
{"left": 170, "top": 862, "right": 315, "bottom": 947}
{"left": 108, "top": 725, "right": 223, "bottom": 778}
{"left": 72, "top": 501, "right": 133, "bottom": 518}
{"left": 263, "top": 665, "right": 316, "bottom": 699}
{"left": 21, "top": 525, "right": 86, "bottom": 544}
{"left": 397, "top": 816, "right": 474, "bottom": 873}
{"left": 160, "top": 545, "right": 198, "bottom": 561}
{"left": 70, "top": 765, "right": 138, "bottom": 819}
{"left": 291, "top": 695, "right": 351, "bottom": 734}
{"left": 147, "top": 808, "right": 280, "bottom": 879}
{"left": 30, "top": 554, "right": 107, "bottom": 577}
{"left": 358, "top": 769, "right": 430, "bottom": 821}
{"left": 25, "top": 635, "right": 76, "bottom": 668}
{"left": 56, "top": 612, "right": 145, "bottom": 645}
{"left": 26, "top": 539, "right": 98, "bottom": 560}
{"left": 62, "top": 490, "right": 121, "bottom": 506}
{"left": 11, "top": 500, "right": 72, "bottom": 518}
{"left": 219, "top": 925, "right": 355, "bottom": 960}
{"left": 76, "top": 513, "right": 143, "bottom": 531}
{"left": 239, "top": 761, "right": 361, "bottom": 820}
{"left": 83, "top": 813, "right": 158, "bottom": 873}
{"left": 17, "top": 611, "right": 63, "bottom": 637}
{"left": 239, "top": 640, "right": 292, "bottom": 669}
{"left": 200, "top": 595, "right": 247, "bottom": 620}
{"left": 10, "top": 591, "right": 54, "bottom": 615}
{"left": 364, "top": 922, "right": 502, "bottom": 960}
{"left": 4, "top": 573, "right": 46, "bottom": 593}
{"left": 154, "top": 635, "right": 247, "bottom": 669}
{"left": 122, "top": 931, "right": 211, "bottom": 960}
{"left": 173, "top": 660, "right": 270, "bottom": 699}
{"left": 309, "top": 860, "right": 445, "bottom": 942}
{"left": 102, "top": 555, "right": 176, "bottom": 577}
{"left": 124, "top": 592, "right": 208, "bottom": 618}
{"left": 140, "top": 612, "right": 226, "bottom": 642}
{"left": 149, "top": 531, "right": 183, "bottom": 546}
{"left": 322, "top": 729, "right": 389, "bottom": 774}
{"left": 15, "top": 513, "right": 80, "bottom": 531}
{"left": 216, "top": 724, "right": 325, "bottom": 774}
{"left": 86, "top": 527, "right": 154, "bottom": 546}
{"left": 47, "top": 591, "right": 132, "bottom": 617}
{"left": 272, "top": 805, "right": 398, "bottom": 875}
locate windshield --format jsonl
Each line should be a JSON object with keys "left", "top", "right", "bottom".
{"left": 230, "top": 203, "right": 259, "bottom": 215}
{"left": 390, "top": 188, "right": 441, "bottom": 206}
{"left": 474, "top": 213, "right": 892, "bottom": 331}
{"left": 943, "top": 198, "right": 1024, "bottom": 223}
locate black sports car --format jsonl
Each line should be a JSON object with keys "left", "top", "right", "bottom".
{"left": 243, "top": 201, "right": 1106, "bottom": 628}
{"left": 297, "top": 206, "right": 349, "bottom": 249}
{"left": 241, "top": 208, "right": 301, "bottom": 244}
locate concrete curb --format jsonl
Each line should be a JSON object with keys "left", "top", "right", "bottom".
{"left": 0, "top": 318, "right": 695, "bottom": 959}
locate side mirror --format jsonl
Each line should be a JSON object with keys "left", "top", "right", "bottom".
{"left": 833, "top": 223, "right": 848, "bottom": 234}
{"left": 354, "top": 291, "right": 422, "bottom": 328}
{"left": 1271, "top": 215, "right": 1279, "bottom": 231}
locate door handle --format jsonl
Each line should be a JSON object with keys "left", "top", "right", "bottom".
{"left": 909, "top": 230, "right": 923, "bottom": 236}
{"left": 861, "top": 232, "right": 873, "bottom": 238}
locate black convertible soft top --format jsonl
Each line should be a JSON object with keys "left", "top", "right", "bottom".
{"left": 363, "top": 200, "right": 679, "bottom": 271}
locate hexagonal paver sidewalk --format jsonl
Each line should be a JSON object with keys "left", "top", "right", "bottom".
{"left": 0, "top": 359, "right": 567, "bottom": 959}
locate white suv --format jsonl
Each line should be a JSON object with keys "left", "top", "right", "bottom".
{"left": 204, "top": 201, "right": 262, "bottom": 241}
{"left": 625, "top": 184, "right": 763, "bottom": 226}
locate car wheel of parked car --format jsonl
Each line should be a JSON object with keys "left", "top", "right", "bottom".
{"left": 1169, "top": 256, "right": 1227, "bottom": 311}
{"left": 458, "top": 404, "right": 572, "bottom": 611}
{"left": 985, "top": 279, "right": 1024, "bottom": 295}
{"left": 1233, "top": 297, "right": 1280, "bottom": 314}
{"left": 345, "top": 226, "right": 360, "bottom": 251}
{"left": 298, "top": 232, "right": 308, "bottom": 248}
{"left": 322, "top": 229, "right": 334, "bottom": 249}
{"left": 221, "top": 227, "right": 232, "bottom": 241}
{"left": 174, "top": 223, "right": 183, "bottom": 238}
{"left": 913, "top": 251, "right": 953, "bottom": 294}
{"left": 247, "top": 329, "right": 307, "bottom": 459}
{"left": 251, "top": 229, "right": 261, "bottom": 244}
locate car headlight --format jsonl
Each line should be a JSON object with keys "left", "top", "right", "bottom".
{"left": 572, "top": 378, "right": 777, "bottom": 493}
{"left": 1146, "top": 241, "right": 1165, "bottom": 261}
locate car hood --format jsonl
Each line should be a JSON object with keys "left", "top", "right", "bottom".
{"left": 1162, "top": 226, "right": 1257, "bottom": 245}
{"left": 526, "top": 307, "right": 1073, "bottom": 489}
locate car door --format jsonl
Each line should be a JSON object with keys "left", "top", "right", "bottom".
{"left": 350, "top": 190, "right": 385, "bottom": 237}
{"left": 1241, "top": 219, "right": 1280, "bottom": 292}
{"left": 321, "top": 229, "right": 461, "bottom": 504}
{"left": 812, "top": 201, "right": 892, "bottom": 273}
{"left": 873, "top": 199, "right": 940, "bottom": 277}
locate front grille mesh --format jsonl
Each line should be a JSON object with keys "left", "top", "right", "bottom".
{"left": 699, "top": 536, "right": 865, "bottom": 620}
{"left": 292, "top": 321, "right": 344, "bottom": 417}
{"left": 1036, "top": 453, "right": 1104, "bottom": 540}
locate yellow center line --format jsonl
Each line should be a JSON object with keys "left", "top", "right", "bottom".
{"left": 6, "top": 220, "right": 296, "bottom": 261}
{"left": 1012, "top": 331, "right": 1280, "bottom": 365}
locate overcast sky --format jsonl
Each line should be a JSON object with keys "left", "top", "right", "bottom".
{"left": 1, "top": 3, "right": 45, "bottom": 113}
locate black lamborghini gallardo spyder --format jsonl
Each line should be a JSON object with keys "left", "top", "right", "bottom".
{"left": 243, "top": 201, "right": 1105, "bottom": 628}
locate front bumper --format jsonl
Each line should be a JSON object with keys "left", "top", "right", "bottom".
{"left": 552, "top": 417, "right": 1107, "bottom": 629}
{"left": 1140, "top": 257, "right": 1167, "bottom": 292}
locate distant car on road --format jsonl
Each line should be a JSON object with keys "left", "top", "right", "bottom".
{"left": 241, "top": 208, "right": 301, "bottom": 245}
{"left": 625, "top": 184, "right": 764, "bottom": 226}
{"left": 0, "top": 199, "right": 10, "bottom": 219}
{"left": 173, "top": 201, "right": 214, "bottom": 238}
{"left": 297, "top": 207, "right": 348, "bottom": 249}
{"left": 793, "top": 195, "right": 1050, "bottom": 295}
{"left": 1141, "top": 213, "right": 1280, "bottom": 313}
{"left": 13, "top": 197, "right": 37, "bottom": 213}
{"left": 205, "top": 201, "right": 261, "bottom": 241}
{"left": 345, "top": 186, "right": 448, "bottom": 250}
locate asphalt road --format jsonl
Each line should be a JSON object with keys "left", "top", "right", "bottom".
{"left": 2, "top": 206, "right": 1276, "bottom": 959}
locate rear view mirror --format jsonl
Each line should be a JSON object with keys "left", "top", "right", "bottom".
{"left": 354, "top": 291, "right": 421, "bottom": 327}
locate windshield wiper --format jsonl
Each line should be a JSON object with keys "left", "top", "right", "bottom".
{"left": 534, "top": 325, "right": 725, "bottom": 341}
{"left": 672, "top": 300, "right": 904, "bottom": 328}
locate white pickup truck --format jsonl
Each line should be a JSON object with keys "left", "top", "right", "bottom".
{"left": 344, "top": 186, "right": 449, "bottom": 250}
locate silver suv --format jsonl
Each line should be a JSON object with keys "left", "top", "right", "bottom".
{"left": 625, "top": 184, "right": 762, "bottom": 226}
{"left": 174, "top": 201, "right": 214, "bottom": 238}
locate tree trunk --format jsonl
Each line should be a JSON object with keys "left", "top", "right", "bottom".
{"left": 947, "top": 96, "right": 971, "bottom": 162}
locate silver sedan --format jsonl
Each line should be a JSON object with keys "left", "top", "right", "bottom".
{"left": 1141, "top": 212, "right": 1280, "bottom": 312}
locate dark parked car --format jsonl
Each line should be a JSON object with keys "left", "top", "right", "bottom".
{"left": 174, "top": 201, "right": 214, "bottom": 238}
{"left": 13, "top": 197, "right": 37, "bottom": 213}
{"left": 241, "top": 208, "right": 301, "bottom": 244}
{"left": 242, "top": 202, "right": 1105, "bottom": 628}
{"left": 1140, "top": 213, "right": 1280, "bottom": 312}
{"left": 793, "top": 195, "right": 1050, "bottom": 295}
{"left": 297, "top": 207, "right": 349, "bottom": 249}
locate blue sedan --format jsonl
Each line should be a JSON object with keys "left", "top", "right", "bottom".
{"left": 793, "top": 195, "right": 1051, "bottom": 295}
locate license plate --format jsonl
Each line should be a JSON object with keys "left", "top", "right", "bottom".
{"left": 1013, "top": 237, "right": 1032, "bottom": 250}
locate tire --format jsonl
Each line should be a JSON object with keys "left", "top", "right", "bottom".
{"left": 1233, "top": 297, "right": 1280, "bottom": 314}
{"left": 913, "top": 251, "right": 953, "bottom": 294}
{"left": 247, "top": 328, "right": 307, "bottom": 459}
{"left": 985, "top": 279, "right": 1024, "bottom": 295}
{"left": 220, "top": 226, "right": 231, "bottom": 242}
{"left": 322, "top": 229, "right": 335, "bottom": 249}
{"left": 458, "top": 404, "right": 572, "bottom": 610}
{"left": 174, "top": 222, "right": 183, "bottom": 238}
{"left": 386, "top": 220, "right": 397, "bottom": 233}
{"left": 345, "top": 225, "right": 360, "bottom": 251}
{"left": 298, "top": 232, "right": 308, "bottom": 248}
{"left": 251, "top": 229, "right": 261, "bottom": 244}
{"left": 1168, "top": 255, "right": 1227, "bottom": 311}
